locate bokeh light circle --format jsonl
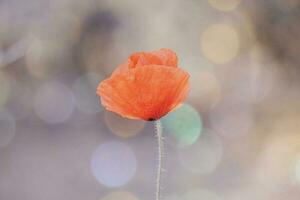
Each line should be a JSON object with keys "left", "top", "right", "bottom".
{"left": 178, "top": 129, "right": 223, "bottom": 174}
{"left": 182, "top": 189, "right": 222, "bottom": 200}
{"left": 201, "top": 24, "right": 240, "bottom": 64}
{"left": 91, "top": 141, "right": 137, "bottom": 187}
{"left": 72, "top": 73, "right": 104, "bottom": 114}
{"left": 105, "top": 111, "right": 145, "bottom": 138}
{"left": 34, "top": 81, "right": 74, "bottom": 124}
{"left": 162, "top": 104, "right": 202, "bottom": 146}
{"left": 0, "top": 110, "right": 16, "bottom": 147}
{"left": 101, "top": 190, "right": 139, "bottom": 200}
{"left": 208, "top": 0, "right": 242, "bottom": 12}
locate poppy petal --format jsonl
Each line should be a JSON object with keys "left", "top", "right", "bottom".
{"left": 128, "top": 48, "right": 178, "bottom": 68}
{"left": 97, "top": 65, "right": 189, "bottom": 120}
{"left": 129, "top": 53, "right": 163, "bottom": 68}
{"left": 152, "top": 48, "right": 178, "bottom": 67}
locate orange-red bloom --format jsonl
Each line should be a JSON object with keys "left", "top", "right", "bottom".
{"left": 97, "top": 48, "right": 190, "bottom": 121}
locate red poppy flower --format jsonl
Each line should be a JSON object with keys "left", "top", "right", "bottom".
{"left": 97, "top": 48, "right": 190, "bottom": 121}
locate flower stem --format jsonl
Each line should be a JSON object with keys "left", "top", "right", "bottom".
{"left": 155, "top": 120, "right": 163, "bottom": 200}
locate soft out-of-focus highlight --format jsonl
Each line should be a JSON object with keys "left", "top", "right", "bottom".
{"left": 0, "top": 0, "right": 300, "bottom": 200}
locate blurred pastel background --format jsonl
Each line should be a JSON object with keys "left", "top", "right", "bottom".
{"left": 1, "top": 0, "right": 300, "bottom": 199}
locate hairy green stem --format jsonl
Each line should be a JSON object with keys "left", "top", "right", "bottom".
{"left": 155, "top": 120, "right": 163, "bottom": 200}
